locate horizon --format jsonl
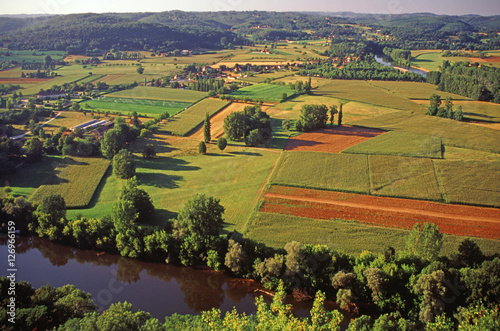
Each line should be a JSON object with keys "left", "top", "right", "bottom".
{"left": 0, "top": 0, "right": 499, "bottom": 17}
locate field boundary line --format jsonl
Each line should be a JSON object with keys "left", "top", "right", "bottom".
{"left": 432, "top": 159, "right": 448, "bottom": 203}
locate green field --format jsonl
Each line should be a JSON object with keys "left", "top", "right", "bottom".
{"left": 68, "top": 147, "right": 279, "bottom": 230}
{"left": 368, "top": 81, "right": 470, "bottom": 100}
{"left": 0, "top": 50, "right": 66, "bottom": 63}
{"left": 270, "top": 151, "right": 370, "bottom": 194}
{"left": 29, "top": 157, "right": 110, "bottom": 208}
{"left": 410, "top": 52, "right": 444, "bottom": 71}
{"left": 163, "top": 98, "right": 230, "bottom": 136}
{"left": 369, "top": 155, "right": 443, "bottom": 201}
{"left": 351, "top": 111, "right": 500, "bottom": 154}
{"left": 240, "top": 71, "right": 293, "bottom": 83}
{"left": 454, "top": 101, "right": 500, "bottom": 123}
{"left": 230, "top": 83, "right": 297, "bottom": 102}
{"left": 107, "top": 86, "right": 207, "bottom": 102}
{"left": 85, "top": 97, "right": 192, "bottom": 117}
{"left": 316, "top": 80, "right": 425, "bottom": 112}
{"left": 433, "top": 160, "right": 500, "bottom": 207}
{"left": 342, "top": 131, "right": 443, "bottom": 158}
{"left": 246, "top": 212, "right": 500, "bottom": 256}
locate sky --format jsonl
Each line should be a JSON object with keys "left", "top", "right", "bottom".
{"left": 0, "top": 0, "right": 499, "bottom": 16}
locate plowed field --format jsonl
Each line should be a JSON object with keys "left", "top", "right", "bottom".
{"left": 284, "top": 125, "right": 384, "bottom": 153}
{"left": 260, "top": 185, "right": 500, "bottom": 240}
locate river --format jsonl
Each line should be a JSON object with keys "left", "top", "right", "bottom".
{"left": 374, "top": 55, "right": 427, "bottom": 78}
{"left": 0, "top": 236, "right": 339, "bottom": 320}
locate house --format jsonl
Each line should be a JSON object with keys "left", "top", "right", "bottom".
{"left": 36, "top": 89, "right": 66, "bottom": 100}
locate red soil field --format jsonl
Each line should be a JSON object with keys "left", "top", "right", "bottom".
{"left": 0, "top": 78, "right": 52, "bottom": 84}
{"left": 469, "top": 56, "right": 500, "bottom": 63}
{"left": 260, "top": 186, "right": 500, "bottom": 240}
{"left": 284, "top": 125, "right": 384, "bottom": 153}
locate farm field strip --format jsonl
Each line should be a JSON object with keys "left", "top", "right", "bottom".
{"left": 367, "top": 81, "right": 470, "bottom": 100}
{"left": 284, "top": 125, "right": 385, "bottom": 153}
{"left": 260, "top": 186, "right": 500, "bottom": 240}
{"left": 84, "top": 97, "right": 192, "bottom": 116}
{"left": 412, "top": 99, "right": 500, "bottom": 123}
{"left": 163, "top": 98, "right": 230, "bottom": 136}
{"left": 230, "top": 83, "right": 297, "bottom": 102}
{"left": 107, "top": 86, "right": 207, "bottom": 102}
{"left": 29, "top": 157, "right": 110, "bottom": 208}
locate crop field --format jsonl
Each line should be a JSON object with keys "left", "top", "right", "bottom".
{"left": 433, "top": 160, "right": 500, "bottom": 207}
{"left": 43, "top": 111, "right": 98, "bottom": 131}
{"left": 240, "top": 71, "right": 294, "bottom": 83}
{"left": 0, "top": 50, "right": 65, "bottom": 63}
{"left": 351, "top": 111, "right": 500, "bottom": 153}
{"left": 342, "top": 131, "right": 443, "bottom": 158}
{"left": 270, "top": 151, "right": 370, "bottom": 194}
{"left": 258, "top": 185, "right": 500, "bottom": 241}
{"left": 85, "top": 97, "right": 192, "bottom": 117}
{"left": 316, "top": 80, "right": 425, "bottom": 112}
{"left": 107, "top": 86, "right": 207, "bottom": 102}
{"left": 442, "top": 100, "right": 500, "bottom": 123}
{"left": 68, "top": 146, "right": 279, "bottom": 230}
{"left": 410, "top": 52, "right": 444, "bottom": 71}
{"left": 29, "top": 157, "right": 110, "bottom": 208}
{"left": 163, "top": 98, "right": 230, "bottom": 136}
{"left": 230, "top": 83, "right": 297, "bottom": 102}
{"left": 368, "top": 81, "right": 470, "bottom": 100}
{"left": 76, "top": 74, "right": 106, "bottom": 84}
{"left": 246, "top": 212, "right": 500, "bottom": 255}
{"left": 369, "top": 155, "right": 442, "bottom": 201}
{"left": 17, "top": 74, "right": 88, "bottom": 96}
{"left": 284, "top": 126, "right": 384, "bottom": 153}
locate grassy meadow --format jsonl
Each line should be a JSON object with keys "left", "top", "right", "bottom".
{"left": 163, "top": 98, "right": 230, "bottom": 136}
{"left": 342, "top": 131, "right": 443, "bottom": 158}
{"left": 230, "top": 83, "right": 297, "bottom": 102}
{"left": 84, "top": 97, "right": 192, "bottom": 117}
{"left": 246, "top": 212, "right": 500, "bottom": 256}
{"left": 270, "top": 151, "right": 370, "bottom": 194}
{"left": 29, "top": 157, "right": 110, "bottom": 208}
{"left": 107, "top": 86, "right": 207, "bottom": 102}
{"left": 368, "top": 81, "right": 470, "bottom": 100}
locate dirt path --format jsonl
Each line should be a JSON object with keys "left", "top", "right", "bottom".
{"left": 265, "top": 193, "right": 500, "bottom": 224}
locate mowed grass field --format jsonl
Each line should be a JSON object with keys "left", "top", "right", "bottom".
{"left": 29, "top": 157, "right": 110, "bottom": 208}
{"left": 342, "top": 131, "right": 443, "bottom": 158}
{"left": 368, "top": 81, "right": 470, "bottom": 100}
{"left": 270, "top": 151, "right": 370, "bottom": 194}
{"left": 230, "top": 83, "right": 297, "bottom": 102}
{"left": 85, "top": 97, "right": 192, "bottom": 117}
{"left": 410, "top": 51, "right": 444, "bottom": 72}
{"left": 369, "top": 155, "right": 442, "bottom": 201}
{"left": 351, "top": 111, "right": 500, "bottom": 153}
{"left": 107, "top": 86, "right": 207, "bottom": 103}
{"left": 163, "top": 98, "right": 230, "bottom": 136}
{"left": 246, "top": 212, "right": 500, "bottom": 256}
{"left": 433, "top": 160, "right": 500, "bottom": 207}
{"left": 316, "top": 80, "right": 425, "bottom": 112}
{"left": 239, "top": 71, "right": 293, "bottom": 83}
{"left": 68, "top": 147, "right": 279, "bottom": 230}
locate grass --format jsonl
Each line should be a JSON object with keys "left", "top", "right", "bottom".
{"left": 107, "top": 86, "right": 207, "bottom": 103}
{"left": 270, "top": 151, "right": 370, "bottom": 194}
{"left": 29, "top": 157, "right": 110, "bottom": 208}
{"left": 342, "top": 131, "right": 443, "bottom": 158}
{"left": 410, "top": 52, "right": 444, "bottom": 72}
{"left": 369, "top": 155, "right": 443, "bottom": 201}
{"left": 451, "top": 101, "right": 500, "bottom": 123}
{"left": 368, "top": 81, "right": 470, "bottom": 100}
{"left": 316, "top": 80, "right": 425, "bottom": 112}
{"left": 18, "top": 74, "right": 88, "bottom": 96}
{"left": 84, "top": 97, "right": 192, "bottom": 117}
{"left": 239, "top": 71, "right": 293, "bottom": 83}
{"left": 0, "top": 50, "right": 65, "bottom": 63}
{"left": 351, "top": 111, "right": 500, "bottom": 154}
{"left": 246, "top": 212, "right": 500, "bottom": 256}
{"left": 230, "top": 83, "right": 297, "bottom": 102}
{"left": 433, "top": 160, "right": 500, "bottom": 207}
{"left": 163, "top": 98, "right": 230, "bottom": 136}
{"left": 69, "top": 146, "right": 279, "bottom": 231}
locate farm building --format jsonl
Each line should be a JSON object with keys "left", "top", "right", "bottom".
{"left": 36, "top": 89, "right": 67, "bottom": 100}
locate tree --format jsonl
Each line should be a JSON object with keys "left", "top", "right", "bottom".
{"left": 281, "top": 93, "right": 287, "bottom": 103}
{"left": 223, "top": 111, "right": 247, "bottom": 140}
{"left": 71, "top": 102, "right": 81, "bottom": 112}
{"left": 338, "top": 103, "right": 343, "bottom": 126}
{"left": 203, "top": 113, "right": 211, "bottom": 143}
{"left": 198, "top": 141, "right": 206, "bottom": 154}
{"left": 456, "top": 238, "right": 484, "bottom": 267}
{"left": 329, "top": 105, "right": 338, "bottom": 126}
{"left": 119, "top": 176, "right": 154, "bottom": 223}
{"left": 142, "top": 144, "right": 156, "bottom": 159}
{"left": 137, "top": 66, "right": 144, "bottom": 74}
{"left": 101, "top": 128, "right": 126, "bottom": 159}
{"left": 216, "top": 137, "right": 227, "bottom": 151}
{"left": 414, "top": 270, "right": 446, "bottom": 323}
{"left": 298, "top": 104, "right": 328, "bottom": 131}
{"left": 113, "top": 149, "right": 136, "bottom": 179}
{"left": 427, "top": 94, "right": 442, "bottom": 116}
{"left": 24, "top": 137, "right": 44, "bottom": 162}
{"left": 31, "top": 194, "right": 66, "bottom": 240}
{"left": 225, "top": 239, "right": 246, "bottom": 275}
{"left": 405, "top": 222, "right": 443, "bottom": 261}
{"left": 454, "top": 105, "right": 464, "bottom": 121}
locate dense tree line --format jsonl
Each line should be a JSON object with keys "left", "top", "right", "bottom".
{"left": 188, "top": 78, "right": 225, "bottom": 93}
{"left": 299, "top": 59, "right": 425, "bottom": 82}
{"left": 427, "top": 61, "right": 500, "bottom": 102}
{"left": 0, "top": 84, "right": 21, "bottom": 96}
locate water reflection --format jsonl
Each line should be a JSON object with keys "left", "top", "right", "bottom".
{"left": 374, "top": 55, "right": 427, "bottom": 77}
{"left": 0, "top": 236, "right": 343, "bottom": 321}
